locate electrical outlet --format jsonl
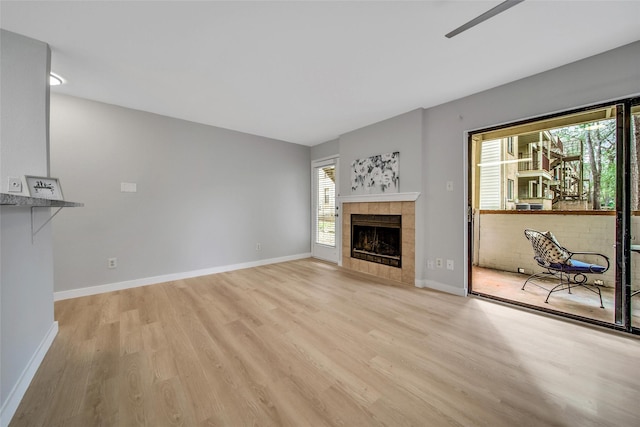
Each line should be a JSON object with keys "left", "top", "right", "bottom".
{"left": 427, "top": 259, "right": 434, "bottom": 269}
{"left": 446, "top": 259, "right": 454, "bottom": 270}
{"left": 446, "top": 181, "right": 454, "bottom": 192}
{"left": 108, "top": 257, "right": 117, "bottom": 269}
{"left": 8, "top": 176, "right": 22, "bottom": 192}
{"left": 256, "top": 243, "right": 261, "bottom": 251}
{"left": 436, "top": 258, "right": 443, "bottom": 268}
{"left": 518, "top": 267, "right": 525, "bottom": 274}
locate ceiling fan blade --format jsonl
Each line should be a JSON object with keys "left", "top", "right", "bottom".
{"left": 445, "top": 0, "right": 525, "bottom": 39}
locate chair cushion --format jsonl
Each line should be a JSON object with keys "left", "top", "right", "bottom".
{"left": 548, "top": 259, "right": 607, "bottom": 274}
{"left": 540, "top": 231, "right": 572, "bottom": 265}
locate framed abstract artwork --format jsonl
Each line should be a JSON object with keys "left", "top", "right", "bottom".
{"left": 351, "top": 152, "right": 399, "bottom": 194}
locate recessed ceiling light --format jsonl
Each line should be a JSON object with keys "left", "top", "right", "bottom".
{"left": 49, "top": 73, "right": 64, "bottom": 86}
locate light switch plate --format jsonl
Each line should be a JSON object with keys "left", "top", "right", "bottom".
{"left": 120, "top": 182, "right": 137, "bottom": 192}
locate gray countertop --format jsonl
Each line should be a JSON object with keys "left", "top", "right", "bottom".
{"left": 0, "top": 193, "right": 84, "bottom": 207}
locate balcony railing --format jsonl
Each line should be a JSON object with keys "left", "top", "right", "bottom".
{"left": 473, "top": 210, "right": 619, "bottom": 285}
{"left": 518, "top": 154, "right": 550, "bottom": 172}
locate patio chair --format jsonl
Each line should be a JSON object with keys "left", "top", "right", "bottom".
{"left": 522, "top": 229, "right": 609, "bottom": 308}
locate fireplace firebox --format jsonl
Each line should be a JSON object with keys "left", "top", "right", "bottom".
{"left": 351, "top": 214, "right": 401, "bottom": 267}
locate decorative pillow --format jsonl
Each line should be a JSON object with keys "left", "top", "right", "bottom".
{"left": 540, "top": 231, "right": 572, "bottom": 265}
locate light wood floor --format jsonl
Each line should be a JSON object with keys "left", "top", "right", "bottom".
{"left": 10, "top": 259, "right": 640, "bottom": 426}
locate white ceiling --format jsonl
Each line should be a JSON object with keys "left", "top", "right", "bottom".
{"left": 1, "top": 1, "right": 639, "bottom": 146}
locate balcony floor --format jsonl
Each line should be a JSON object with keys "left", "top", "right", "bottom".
{"left": 471, "top": 266, "right": 640, "bottom": 328}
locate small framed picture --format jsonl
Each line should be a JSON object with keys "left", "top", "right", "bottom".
{"left": 25, "top": 176, "right": 64, "bottom": 200}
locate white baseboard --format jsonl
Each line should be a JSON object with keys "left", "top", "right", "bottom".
{"left": 415, "top": 279, "right": 467, "bottom": 297}
{"left": 1, "top": 321, "right": 58, "bottom": 427}
{"left": 54, "top": 253, "right": 312, "bottom": 301}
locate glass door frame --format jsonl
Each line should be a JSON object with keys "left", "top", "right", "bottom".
{"left": 623, "top": 97, "right": 640, "bottom": 334}
{"left": 311, "top": 156, "right": 340, "bottom": 263}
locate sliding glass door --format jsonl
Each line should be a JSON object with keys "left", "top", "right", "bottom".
{"left": 469, "top": 98, "right": 640, "bottom": 333}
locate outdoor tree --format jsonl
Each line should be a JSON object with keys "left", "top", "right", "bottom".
{"left": 620, "top": 114, "right": 640, "bottom": 210}
{"left": 551, "top": 120, "right": 616, "bottom": 210}
{"left": 586, "top": 122, "right": 616, "bottom": 210}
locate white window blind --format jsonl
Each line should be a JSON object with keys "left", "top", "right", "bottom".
{"left": 316, "top": 165, "right": 336, "bottom": 246}
{"left": 479, "top": 139, "right": 501, "bottom": 210}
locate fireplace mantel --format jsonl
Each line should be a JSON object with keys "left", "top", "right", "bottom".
{"left": 339, "top": 192, "right": 420, "bottom": 204}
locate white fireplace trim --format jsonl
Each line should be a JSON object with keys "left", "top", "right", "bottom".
{"left": 339, "top": 192, "right": 420, "bottom": 203}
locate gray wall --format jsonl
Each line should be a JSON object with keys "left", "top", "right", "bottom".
{"left": 0, "top": 30, "right": 54, "bottom": 415}
{"left": 310, "top": 138, "right": 339, "bottom": 161}
{"left": 422, "top": 40, "right": 640, "bottom": 293}
{"left": 50, "top": 94, "right": 311, "bottom": 293}
{"left": 338, "top": 108, "right": 423, "bottom": 196}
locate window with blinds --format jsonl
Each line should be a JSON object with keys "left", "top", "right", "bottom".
{"left": 479, "top": 139, "right": 501, "bottom": 210}
{"left": 316, "top": 165, "right": 336, "bottom": 246}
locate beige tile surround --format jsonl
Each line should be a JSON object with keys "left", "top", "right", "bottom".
{"left": 342, "top": 201, "right": 415, "bottom": 285}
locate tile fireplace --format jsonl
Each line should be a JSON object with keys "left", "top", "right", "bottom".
{"left": 342, "top": 200, "right": 415, "bottom": 285}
